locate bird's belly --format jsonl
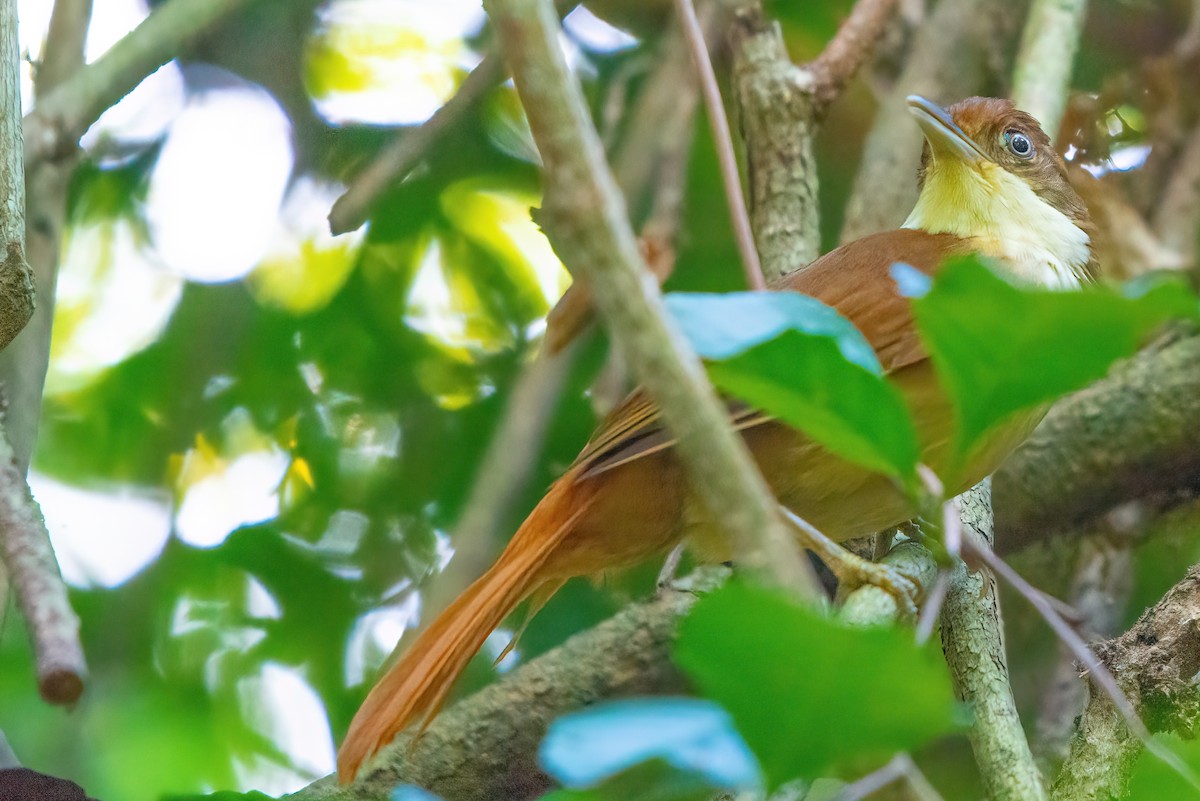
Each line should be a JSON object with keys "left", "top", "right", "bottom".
{"left": 688, "top": 360, "right": 1045, "bottom": 558}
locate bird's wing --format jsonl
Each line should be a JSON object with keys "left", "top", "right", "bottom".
{"left": 574, "top": 229, "right": 969, "bottom": 479}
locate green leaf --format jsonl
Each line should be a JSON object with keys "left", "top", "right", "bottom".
{"left": 903, "top": 257, "right": 1199, "bottom": 463}
{"left": 1128, "top": 735, "right": 1200, "bottom": 800}
{"left": 666, "top": 292, "right": 921, "bottom": 484}
{"left": 674, "top": 582, "right": 960, "bottom": 790}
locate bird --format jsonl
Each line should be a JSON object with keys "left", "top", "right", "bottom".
{"left": 336, "top": 95, "right": 1097, "bottom": 782}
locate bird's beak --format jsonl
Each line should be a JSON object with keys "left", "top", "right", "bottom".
{"left": 906, "top": 95, "right": 989, "bottom": 164}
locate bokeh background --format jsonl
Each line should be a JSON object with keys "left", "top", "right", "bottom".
{"left": 0, "top": 0, "right": 1196, "bottom": 798}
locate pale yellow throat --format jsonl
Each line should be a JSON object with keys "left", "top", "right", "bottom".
{"left": 902, "top": 160, "right": 1090, "bottom": 289}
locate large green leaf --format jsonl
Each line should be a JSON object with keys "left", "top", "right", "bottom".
{"left": 666, "top": 292, "right": 921, "bottom": 484}
{"left": 674, "top": 582, "right": 960, "bottom": 790}
{"left": 900, "top": 257, "right": 1199, "bottom": 463}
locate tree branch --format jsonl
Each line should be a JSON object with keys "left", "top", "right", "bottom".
{"left": 994, "top": 332, "right": 1200, "bottom": 552}
{"left": 728, "top": 6, "right": 821, "bottom": 277}
{"left": 1050, "top": 567, "right": 1200, "bottom": 801}
{"left": 0, "top": 426, "right": 83, "bottom": 703}
{"left": 24, "top": 0, "right": 258, "bottom": 168}
{"left": 809, "top": 0, "right": 898, "bottom": 113}
{"left": 941, "top": 482, "right": 1046, "bottom": 801}
{"left": 1011, "top": 0, "right": 1089, "bottom": 139}
{"left": 482, "top": 0, "right": 815, "bottom": 592}
{"left": 326, "top": 54, "right": 506, "bottom": 236}
{"left": 0, "top": 0, "right": 83, "bottom": 706}
{"left": 289, "top": 571, "right": 716, "bottom": 801}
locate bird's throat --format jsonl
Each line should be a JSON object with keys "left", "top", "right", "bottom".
{"left": 902, "top": 160, "right": 1091, "bottom": 289}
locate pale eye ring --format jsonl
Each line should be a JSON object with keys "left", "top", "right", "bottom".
{"left": 1005, "top": 130, "right": 1034, "bottom": 159}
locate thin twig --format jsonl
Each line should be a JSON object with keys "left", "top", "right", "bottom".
{"left": 913, "top": 570, "right": 945, "bottom": 644}
{"left": 328, "top": 54, "right": 506, "bottom": 235}
{"left": 673, "top": 0, "right": 764, "bottom": 289}
{"left": 833, "top": 753, "right": 945, "bottom": 801}
{"left": 24, "top": 0, "right": 259, "bottom": 168}
{"left": 1011, "top": 0, "right": 1089, "bottom": 138}
{"left": 809, "top": 0, "right": 898, "bottom": 113}
{"left": 327, "top": 0, "right": 579, "bottom": 235}
{"left": 484, "top": 0, "right": 816, "bottom": 593}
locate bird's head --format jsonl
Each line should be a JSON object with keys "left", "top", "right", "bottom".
{"left": 903, "top": 95, "right": 1096, "bottom": 287}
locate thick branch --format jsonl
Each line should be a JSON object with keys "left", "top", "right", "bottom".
{"left": 994, "top": 332, "right": 1200, "bottom": 552}
{"left": 941, "top": 482, "right": 1046, "bottom": 801}
{"left": 1011, "top": 0, "right": 1089, "bottom": 138}
{"left": 289, "top": 575, "right": 709, "bottom": 801}
{"left": 483, "top": 0, "right": 814, "bottom": 591}
{"left": 729, "top": 0, "right": 898, "bottom": 278}
{"left": 1050, "top": 567, "right": 1200, "bottom": 801}
{"left": 729, "top": 7, "right": 821, "bottom": 276}
{"left": 1034, "top": 534, "right": 1133, "bottom": 769}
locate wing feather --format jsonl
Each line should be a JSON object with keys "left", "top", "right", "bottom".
{"left": 574, "top": 230, "right": 970, "bottom": 478}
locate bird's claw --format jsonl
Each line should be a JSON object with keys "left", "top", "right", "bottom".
{"left": 831, "top": 554, "right": 922, "bottom": 620}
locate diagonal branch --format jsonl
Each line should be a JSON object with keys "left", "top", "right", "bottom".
{"left": 326, "top": 54, "right": 506, "bottom": 236}
{"left": 24, "top": 0, "right": 259, "bottom": 168}
{"left": 482, "top": 0, "right": 815, "bottom": 592}
{"left": 809, "top": 0, "right": 898, "bottom": 113}
{"left": 0, "top": 0, "right": 83, "bottom": 705}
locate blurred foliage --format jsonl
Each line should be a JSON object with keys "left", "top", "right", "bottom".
{"left": 1, "top": 0, "right": 1198, "bottom": 800}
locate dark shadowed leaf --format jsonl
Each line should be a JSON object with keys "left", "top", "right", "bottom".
{"left": 666, "top": 292, "right": 920, "bottom": 484}
{"left": 674, "top": 582, "right": 960, "bottom": 790}
{"left": 540, "top": 697, "right": 760, "bottom": 792}
{"left": 898, "top": 256, "right": 1199, "bottom": 463}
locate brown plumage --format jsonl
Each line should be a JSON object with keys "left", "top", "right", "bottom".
{"left": 336, "top": 97, "right": 1096, "bottom": 783}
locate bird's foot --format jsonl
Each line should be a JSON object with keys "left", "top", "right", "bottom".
{"left": 781, "top": 508, "right": 921, "bottom": 619}
{"left": 829, "top": 551, "right": 922, "bottom": 620}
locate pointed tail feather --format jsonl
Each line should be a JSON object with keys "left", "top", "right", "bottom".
{"left": 337, "top": 476, "right": 590, "bottom": 783}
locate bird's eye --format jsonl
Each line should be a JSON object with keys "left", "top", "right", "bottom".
{"left": 1004, "top": 130, "right": 1034, "bottom": 159}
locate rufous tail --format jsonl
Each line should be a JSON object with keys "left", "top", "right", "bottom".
{"left": 337, "top": 476, "right": 590, "bottom": 783}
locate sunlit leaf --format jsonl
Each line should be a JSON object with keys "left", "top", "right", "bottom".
{"left": 540, "top": 698, "right": 760, "bottom": 792}
{"left": 899, "top": 256, "right": 1199, "bottom": 462}
{"left": 666, "top": 292, "right": 920, "bottom": 484}
{"left": 247, "top": 177, "right": 364, "bottom": 315}
{"left": 674, "top": 582, "right": 960, "bottom": 789}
